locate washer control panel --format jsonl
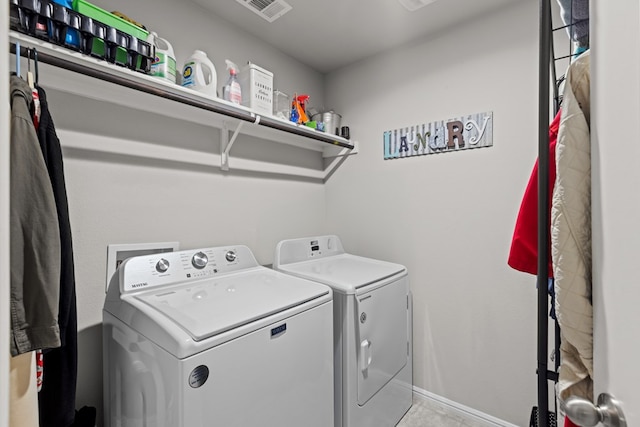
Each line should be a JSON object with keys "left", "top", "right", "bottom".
{"left": 120, "top": 245, "right": 257, "bottom": 293}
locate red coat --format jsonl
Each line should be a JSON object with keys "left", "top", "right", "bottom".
{"left": 508, "top": 110, "right": 561, "bottom": 277}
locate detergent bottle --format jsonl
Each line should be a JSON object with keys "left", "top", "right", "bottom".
{"left": 181, "top": 50, "right": 217, "bottom": 98}
{"left": 222, "top": 60, "right": 242, "bottom": 104}
{"left": 148, "top": 31, "right": 177, "bottom": 84}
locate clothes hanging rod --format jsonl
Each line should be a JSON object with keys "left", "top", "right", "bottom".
{"left": 8, "top": 37, "right": 354, "bottom": 150}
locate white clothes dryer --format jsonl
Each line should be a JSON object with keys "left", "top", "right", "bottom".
{"left": 274, "top": 235, "right": 413, "bottom": 427}
{"left": 103, "top": 245, "right": 334, "bottom": 427}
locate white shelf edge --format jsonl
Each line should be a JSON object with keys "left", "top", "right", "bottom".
{"left": 10, "top": 31, "right": 356, "bottom": 180}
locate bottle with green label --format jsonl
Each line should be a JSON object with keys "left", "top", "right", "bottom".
{"left": 147, "top": 31, "right": 177, "bottom": 84}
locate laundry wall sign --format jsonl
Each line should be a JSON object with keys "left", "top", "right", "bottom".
{"left": 383, "top": 111, "right": 493, "bottom": 159}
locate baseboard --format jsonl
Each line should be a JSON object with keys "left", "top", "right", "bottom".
{"left": 412, "top": 386, "right": 519, "bottom": 427}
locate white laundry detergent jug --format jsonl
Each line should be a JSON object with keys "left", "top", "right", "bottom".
{"left": 181, "top": 50, "right": 217, "bottom": 98}
{"left": 147, "top": 31, "right": 177, "bottom": 84}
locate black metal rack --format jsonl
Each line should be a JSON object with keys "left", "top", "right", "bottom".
{"left": 535, "top": 1, "right": 588, "bottom": 426}
{"left": 535, "top": 3, "right": 553, "bottom": 424}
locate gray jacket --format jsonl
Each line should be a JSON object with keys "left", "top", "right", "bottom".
{"left": 10, "top": 75, "right": 61, "bottom": 356}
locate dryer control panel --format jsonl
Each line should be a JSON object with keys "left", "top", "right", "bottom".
{"left": 274, "top": 235, "right": 345, "bottom": 267}
{"left": 114, "top": 246, "right": 258, "bottom": 294}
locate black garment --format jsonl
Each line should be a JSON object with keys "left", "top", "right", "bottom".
{"left": 35, "top": 84, "right": 79, "bottom": 427}
{"left": 72, "top": 406, "right": 97, "bottom": 427}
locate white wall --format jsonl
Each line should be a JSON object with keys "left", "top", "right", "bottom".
{"left": 35, "top": 0, "right": 330, "bottom": 424}
{"left": 325, "top": 2, "right": 540, "bottom": 425}
{"left": 592, "top": 0, "right": 640, "bottom": 422}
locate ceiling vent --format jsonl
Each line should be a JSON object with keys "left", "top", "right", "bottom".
{"left": 235, "top": 0, "right": 292, "bottom": 23}
{"left": 398, "top": 0, "right": 438, "bottom": 12}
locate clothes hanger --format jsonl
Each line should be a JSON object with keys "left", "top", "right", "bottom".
{"left": 33, "top": 48, "right": 39, "bottom": 86}
{"left": 27, "top": 48, "right": 39, "bottom": 88}
{"left": 15, "top": 41, "right": 21, "bottom": 78}
{"left": 27, "top": 48, "right": 35, "bottom": 90}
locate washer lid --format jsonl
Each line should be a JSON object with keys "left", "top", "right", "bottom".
{"left": 277, "top": 254, "right": 406, "bottom": 294}
{"left": 133, "top": 268, "right": 330, "bottom": 342}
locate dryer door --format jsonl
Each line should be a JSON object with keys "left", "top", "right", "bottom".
{"left": 356, "top": 276, "right": 409, "bottom": 405}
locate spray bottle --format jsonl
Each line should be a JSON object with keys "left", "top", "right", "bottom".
{"left": 295, "top": 94, "right": 310, "bottom": 123}
{"left": 222, "top": 60, "right": 242, "bottom": 104}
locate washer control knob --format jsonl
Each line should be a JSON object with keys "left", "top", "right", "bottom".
{"left": 156, "top": 258, "right": 170, "bottom": 273}
{"left": 192, "top": 252, "right": 208, "bottom": 269}
{"left": 225, "top": 250, "right": 237, "bottom": 263}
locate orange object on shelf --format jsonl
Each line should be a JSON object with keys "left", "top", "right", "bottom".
{"left": 294, "top": 94, "right": 309, "bottom": 124}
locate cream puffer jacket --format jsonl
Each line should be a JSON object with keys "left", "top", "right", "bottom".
{"left": 551, "top": 50, "right": 593, "bottom": 402}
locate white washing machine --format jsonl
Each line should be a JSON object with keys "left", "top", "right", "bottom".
{"left": 273, "top": 235, "right": 413, "bottom": 427}
{"left": 103, "top": 245, "right": 334, "bottom": 427}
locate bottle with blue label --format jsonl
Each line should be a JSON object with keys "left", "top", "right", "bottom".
{"left": 181, "top": 50, "right": 217, "bottom": 98}
{"left": 147, "top": 32, "right": 176, "bottom": 84}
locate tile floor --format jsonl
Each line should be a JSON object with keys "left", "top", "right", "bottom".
{"left": 397, "top": 396, "right": 489, "bottom": 427}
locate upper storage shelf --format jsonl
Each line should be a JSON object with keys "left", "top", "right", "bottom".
{"left": 9, "top": 31, "right": 357, "bottom": 181}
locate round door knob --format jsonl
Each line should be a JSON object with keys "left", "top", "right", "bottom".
{"left": 192, "top": 252, "right": 208, "bottom": 269}
{"left": 225, "top": 250, "right": 237, "bottom": 262}
{"left": 563, "top": 393, "right": 627, "bottom": 427}
{"left": 565, "top": 398, "right": 601, "bottom": 427}
{"left": 156, "top": 258, "right": 170, "bottom": 273}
